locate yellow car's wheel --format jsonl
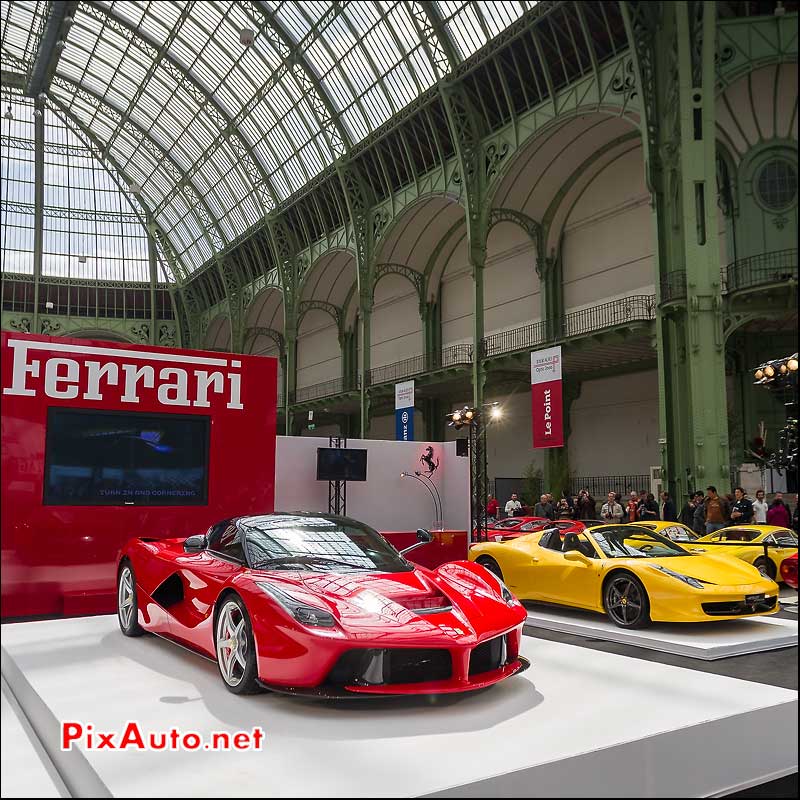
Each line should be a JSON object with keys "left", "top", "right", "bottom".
{"left": 475, "top": 556, "right": 504, "bottom": 582}
{"left": 603, "top": 572, "right": 651, "bottom": 629}
{"left": 753, "top": 557, "right": 776, "bottom": 580}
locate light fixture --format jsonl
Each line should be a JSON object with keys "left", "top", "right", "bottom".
{"left": 45, "top": 301, "right": 54, "bottom": 310}
{"left": 33, "top": 108, "right": 42, "bottom": 119}
{"left": 755, "top": 369, "right": 764, "bottom": 380}
{"left": 452, "top": 411, "right": 461, "bottom": 422}
{"left": 55, "top": 40, "right": 66, "bottom": 50}
{"left": 788, "top": 358, "right": 799, "bottom": 372}
{"left": 764, "top": 365, "right": 775, "bottom": 378}
{"left": 78, "top": 254, "right": 87, "bottom": 264}
{"left": 3, "top": 105, "right": 12, "bottom": 120}
{"left": 465, "top": 409, "right": 474, "bottom": 420}
{"left": 38, "top": 92, "right": 47, "bottom": 102}
{"left": 780, "top": 364, "right": 788, "bottom": 374}
{"left": 490, "top": 405, "right": 502, "bottom": 420}
{"left": 240, "top": 27, "right": 255, "bottom": 46}
{"left": 63, "top": 15, "right": 73, "bottom": 28}
{"left": 128, "top": 182, "right": 142, "bottom": 194}
{"left": 774, "top": 1, "right": 786, "bottom": 16}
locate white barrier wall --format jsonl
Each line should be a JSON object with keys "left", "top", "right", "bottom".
{"left": 275, "top": 436, "right": 470, "bottom": 533}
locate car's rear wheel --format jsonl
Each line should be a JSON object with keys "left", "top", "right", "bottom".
{"left": 117, "top": 561, "right": 144, "bottom": 637}
{"left": 754, "top": 557, "right": 777, "bottom": 580}
{"left": 215, "top": 595, "right": 261, "bottom": 694}
{"left": 476, "top": 556, "right": 504, "bottom": 582}
{"left": 603, "top": 572, "right": 650, "bottom": 629}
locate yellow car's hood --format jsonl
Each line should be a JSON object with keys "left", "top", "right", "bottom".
{"left": 634, "top": 554, "right": 762, "bottom": 585}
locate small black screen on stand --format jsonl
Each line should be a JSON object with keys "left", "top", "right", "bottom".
{"left": 316, "top": 448, "right": 368, "bottom": 481}
{"left": 43, "top": 408, "right": 210, "bottom": 506}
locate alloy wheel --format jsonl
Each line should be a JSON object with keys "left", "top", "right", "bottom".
{"left": 216, "top": 601, "right": 248, "bottom": 687}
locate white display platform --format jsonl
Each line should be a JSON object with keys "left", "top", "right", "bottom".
{"left": 1, "top": 681, "right": 62, "bottom": 798}
{"left": 1, "top": 616, "right": 797, "bottom": 798}
{"left": 524, "top": 603, "right": 799, "bottom": 660}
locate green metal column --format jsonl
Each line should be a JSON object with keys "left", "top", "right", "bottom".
{"left": 146, "top": 221, "right": 158, "bottom": 345}
{"left": 32, "top": 96, "right": 45, "bottom": 336}
{"left": 284, "top": 314, "right": 297, "bottom": 436}
{"left": 359, "top": 297, "right": 372, "bottom": 438}
{"left": 635, "top": 1, "right": 730, "bottom": 498}
{"left": 471, "top": 245, "right": 486, "bottom": 410}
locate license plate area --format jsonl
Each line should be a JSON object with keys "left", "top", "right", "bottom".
{"left": 745, "top": 593, "right": 765, "bottom": 604}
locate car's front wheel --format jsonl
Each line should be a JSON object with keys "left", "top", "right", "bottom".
{"left": 754, "top": 557, "right": 777, "bottom": 580}
{"left": 117, "top": 561, "right": 144, "bottom": 637}
{"left": 476, "top": 556, "right": 504, "bottom": 582}
{"left": 215, "top": 595, "right": 261, "bottom": 694}
{"left": 603, "top": 572, "right": 650, "bottom": 629}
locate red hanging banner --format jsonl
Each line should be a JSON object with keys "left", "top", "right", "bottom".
{"left": 531, "top": 346, "right": 564, "bottom": 449}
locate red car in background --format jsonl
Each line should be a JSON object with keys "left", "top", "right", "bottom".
{"left": 780, "top": 552, "right": 798, "bottom": 589}
{"left": 473, "top": 517, "right": 586, "bottom": 543}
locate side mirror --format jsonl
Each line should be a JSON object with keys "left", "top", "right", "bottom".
{"left": 416, "top": 528, "right": 434, "bottom": 544}
{"left": 184, "top": 534, "right": 206, "bottom": 552}
{"left": 564, "top": 549, "right": 588, "bottom": 563}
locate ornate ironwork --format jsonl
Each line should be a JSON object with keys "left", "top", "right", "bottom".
{"left": 723, "top": 249, "right": 798, "bottom": 293}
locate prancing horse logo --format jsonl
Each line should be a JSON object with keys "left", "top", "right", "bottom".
{"left": 419, "top": 446, "right": 439, "bottom": 476}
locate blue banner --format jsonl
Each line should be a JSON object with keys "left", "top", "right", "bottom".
{"left": 395, "top": 407, "right": 414, "bottom": 441}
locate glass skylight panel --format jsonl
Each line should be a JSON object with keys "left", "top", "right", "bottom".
{"left": 0, "top": 0, "right": 47, "bottom": 71}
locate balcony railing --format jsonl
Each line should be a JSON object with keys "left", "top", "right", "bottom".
{"left": 292, "top": 375, "right": 360, "bottom": 404}
{"left": 660, "top": 270, "right": 687, "bottom": 303}
{"left": 723, "top": 249, "right": 798, "bottom": 293}
{"left": 367, "top": 343, "right": 473, "bottom": 387}
{"left": 560, "top": 294, "right": 655, "bottom": 338}
{"left": 483, "top": 320, "right": 546, "bottom": 358}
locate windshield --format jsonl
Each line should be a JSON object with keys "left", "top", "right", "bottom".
{"left": 588, "top": 525, "right": 691, "bottom": 558}
{"left": 240, "top": 514, "right": 413, "bottom": 573}
{"left": 491, "top": 518, "right": 525, "bottom": 529}
{"left": 640, "top": 523, "right": 698, "bottom": 542}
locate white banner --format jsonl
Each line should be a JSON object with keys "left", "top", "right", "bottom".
{"left": 395, "top": 379, "right": 415, "bottom": 410}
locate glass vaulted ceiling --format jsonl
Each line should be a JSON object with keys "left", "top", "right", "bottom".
{"left": 1, "top": 1, "right": 540, "bottom": 281}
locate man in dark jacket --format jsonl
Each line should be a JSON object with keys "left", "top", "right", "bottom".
{"left": 698, "top": 486, "right": 730, "bottom": 534}
{"left": 729, "top": 487, "right": 754, "bottom": 524}
{"left": 680, "top": 491, "right": 703, "bottom": 529}
{"left": 660, "top": 491, "right": 677, "bottom": 522}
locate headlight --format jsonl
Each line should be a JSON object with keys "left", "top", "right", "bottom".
{"left": 493, "top": 576, "right": 517, "bottom": 605}
{"left": 649, "top": 564, "right": 704, "bottom": 589}
{"left": 256, "top": 582, "right": 336, "bottom": 627}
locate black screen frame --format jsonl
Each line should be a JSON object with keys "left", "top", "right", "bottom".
{"left": 315, "top": 447, "right": 368, "bottom": 482}
{"left": 43, "top": 407, "right": 211, "bottom": 507}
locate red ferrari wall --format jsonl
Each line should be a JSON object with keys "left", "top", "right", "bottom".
{"left": 1, "top": 332, "right": 277, "bottom": 618}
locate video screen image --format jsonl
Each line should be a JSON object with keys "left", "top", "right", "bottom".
{"left": 44, "top": 408, "right": 210, "bottom": 506}
{"left": 316, "top": 448, "right": 368, "bottom": 482}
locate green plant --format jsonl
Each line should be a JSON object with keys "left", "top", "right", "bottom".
{"left": 521, "top": 462, "right": 543, "bottom": 507}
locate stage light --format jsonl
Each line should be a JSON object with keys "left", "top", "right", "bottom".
{"left": 490, "top": 406, "right": 502, "bottom": 420}
{"left": 452, "top": 411, "right": 461, "bottom": 422}
{"left": 764, "top": 365, "right": 775, "bottom": 378}
{"left": 788, "top": 358, "right": 798, "bottom": 372}
{"left": 780, "top": 364, "right": 788, "bottom": 374}
{"left": 465, "top": 409, "right": 474, "bottom": 420}
{"left": 755, "top": 369, "right": 764, "bottom": 380}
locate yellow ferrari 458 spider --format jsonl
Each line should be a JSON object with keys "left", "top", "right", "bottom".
{"left": 692, "top": 525, "right": 798, "bottom": 582}
{"left": 469, "top": 523, "right": 780, "bottom": 628}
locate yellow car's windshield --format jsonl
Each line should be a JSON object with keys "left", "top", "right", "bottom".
{"left": 589, "top": 525, "right": 691, "bottom": 558}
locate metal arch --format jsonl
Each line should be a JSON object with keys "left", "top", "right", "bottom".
{"left": 373, "top": 262, "right": 426, "bottom": 304}
{"left": 250, "top": 0, "right": 351, "bottom": 155}
{"left": 49, "top": 74, "right": 226, "bottom": 256}
{"left": 81, "top": 1, "right": 277, "bottom": 212}
{"left": 415, "top": 2, "right": 460, "bottom": 72}
{"left": 297, "top": 299, "right": 344, "bottom": 336}
{"left": 488, "top": 207, "right": 541, "bottom": 245}
{"left": 243, "top": 325, "right": 285, "bottom": 355}
{"left": 153, "top": 1, "right": 349, "bottom": 217}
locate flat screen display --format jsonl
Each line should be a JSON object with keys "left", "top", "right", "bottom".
{"left": 316, "top": 448, "right": 368, "bottom": 482}
{"left": 43, "top": 408, "right": 210, "bottom": 506}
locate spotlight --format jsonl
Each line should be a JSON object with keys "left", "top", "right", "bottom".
{"left": 788, "top": 358, "right": 799, "bottom": 372}
{"left": 3, "top": 105, "right": 12, "bottom": 120}
{"left": 765, "top": 365, "right": 775, "bottom": 378}
{"left": 45, "top": 301, "right": 54, "bottom": 310}
{"left": 55, "top": 40, "right": 66, "bottom": 50}
{"left": 465, "top": 409, "right": 474, "bottom": 420}
{"left": 240, "top": 27, "right": 255, "bottom": 46}
{"left": 780, "top": 364, "right": 788, "bottom": 374}
{"left": 490, "top": 405, "right": 502, "bottom": 420}
{"left": 755, "top": 369, "right": 764, "bottom": 380}
{"left": 452, "top": 411, "right": 461, "bottom": 422}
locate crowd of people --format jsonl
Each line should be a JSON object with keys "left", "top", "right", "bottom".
{"left": 487, "top": 485, "right": 800, "bottom": 535}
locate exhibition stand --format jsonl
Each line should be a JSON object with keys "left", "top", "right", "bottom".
{"left": 524, "top": 604, "right": 798, "bottom": 660}
{"left": 2, "top": 615, "right": 797, "bottom": 798}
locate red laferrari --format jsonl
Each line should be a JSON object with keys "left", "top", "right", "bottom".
{"left": 780, "top": 552, "right": 798, "bottom": 589}
{"left": 118, "top": 513, "right": 529, "bottom": 697}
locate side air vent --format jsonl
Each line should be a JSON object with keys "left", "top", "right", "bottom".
{"left": 152, "top": 573, "right": 184, "bottom": 608}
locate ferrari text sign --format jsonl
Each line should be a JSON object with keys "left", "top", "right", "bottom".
{"left": 531, "top": 346, "right": 564, "bottom": 449}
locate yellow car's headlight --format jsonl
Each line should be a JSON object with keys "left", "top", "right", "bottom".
{"left": 649, "top": 564, "right": 704, "bottom": 589}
